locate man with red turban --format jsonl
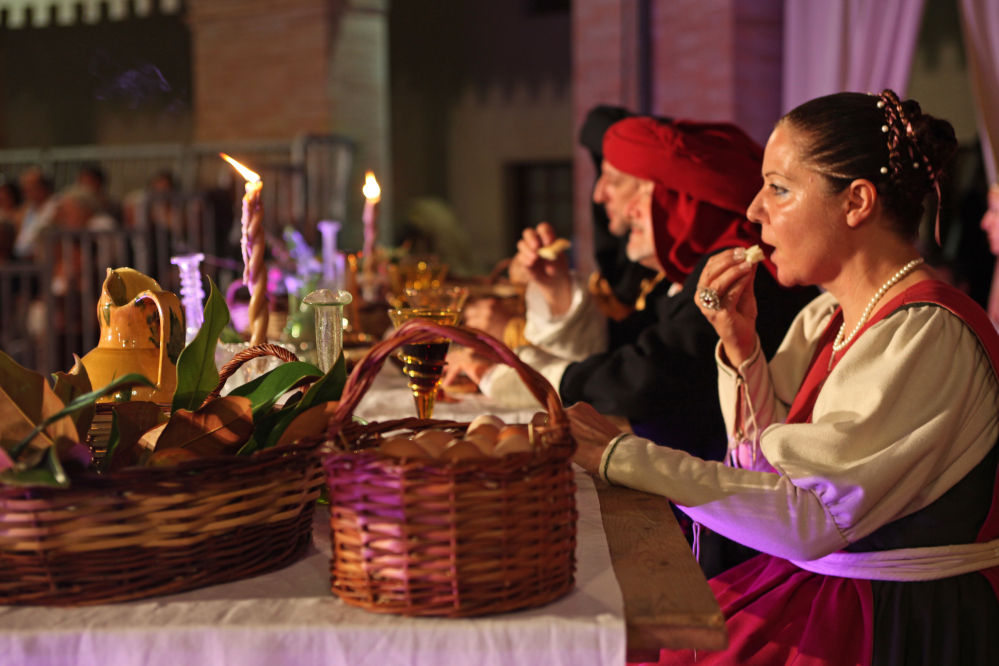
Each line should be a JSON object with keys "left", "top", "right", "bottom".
{"left": 450, "top": 116, "right": 816, "bottom": 572}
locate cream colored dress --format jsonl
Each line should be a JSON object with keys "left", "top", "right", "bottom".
{"left": 599, "top": 292, "right": 999, "bottom": 565}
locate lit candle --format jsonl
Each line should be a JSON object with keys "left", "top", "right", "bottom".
{"left": 221, "top": 153, "right": 269, "bottom": 347}
{"left": 362, "top": 171, "right": 380, "bottom": 287}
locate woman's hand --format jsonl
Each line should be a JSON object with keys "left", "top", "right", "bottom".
{"left": 695, "top": 248, "right": 759, "bottom": 367}
{"left": 567, "top": 402, "right": 625, "bottom": 474}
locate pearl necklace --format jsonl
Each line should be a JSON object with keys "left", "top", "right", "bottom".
{"left": 832, "top": 258, "right": 925, "bottom": 353}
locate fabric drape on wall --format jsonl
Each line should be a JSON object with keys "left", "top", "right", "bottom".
{"left": 782, "top": 0, "right": 927, "bottom": 114}
{"left": 960, "top": 0, "right": 999, "bottom": 186}
{"left": 960, "top": 1, "right": 999, "bottom": 327}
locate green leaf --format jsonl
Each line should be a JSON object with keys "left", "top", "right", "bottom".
{"left": 9, "top": 373, "right": 155, "bottom": 459}
{"left": 236, "top": 404, "right": 291, "bottom": 456}
{"left": 262, "top": 351, "right": 346, "bottom": 450}
{"left": 219, "top": 326, "right": 244, "bottom": 344}
{"left": 0, "top": 447, "right": 69, "bottom": 488}
{"left": 293, "top": 351, "right": 347, "bottom": 413}
{"left": 227, "top": 361, "right": 321, "bottom": 422}
{"left": 103, "top": 409, "right": 120, "bottom": 474}
{"left": 51, "top": 355, "right": 94, "bottom": 441}
{"left": 172, "top": 277, "right": 230, "bottom": 414}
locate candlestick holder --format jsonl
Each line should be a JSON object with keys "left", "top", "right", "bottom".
{"left": 304, "top": 288, "right": 353, "bottom": 374}
{"left": 318, "top": 221, "right": 345, "bottom": 291}
{"left": 170, "top": 253, "right": 206, "bottom": 344}
{"left": 387, "top": 308, "right": 460, "bottom": 419}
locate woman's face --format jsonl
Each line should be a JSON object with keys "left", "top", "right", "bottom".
{"left": 747, "top": 124, "right": 846, "bottom": 288}
{"left": 980, "top": 187, "right": 999, "bottom": 256}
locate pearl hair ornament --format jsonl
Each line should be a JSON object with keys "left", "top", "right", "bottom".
{"left": 832, "top": 258, "right": 925, "bottom": 354}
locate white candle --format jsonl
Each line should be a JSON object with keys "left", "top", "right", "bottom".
{"left": 221, "top": 153, "right": 269, "bottom": 347}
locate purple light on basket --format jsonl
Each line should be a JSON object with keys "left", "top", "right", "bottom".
{"left": 170, "top": 253, "right": 205, "bottom": 343}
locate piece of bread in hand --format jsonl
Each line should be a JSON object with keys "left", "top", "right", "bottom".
{"left": 537, "top": 238, "right": 572, "bottom": 261}
{"left": 745, "top": 245, "right": 765, "bottom": 264}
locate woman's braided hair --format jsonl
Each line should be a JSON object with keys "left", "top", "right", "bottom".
{"left": 779, "top": 90, "right": 957, "bottom": 238}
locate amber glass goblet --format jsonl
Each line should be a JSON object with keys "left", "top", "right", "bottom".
{"left": 387, "top": 308, "right": 461, "bottom": 419}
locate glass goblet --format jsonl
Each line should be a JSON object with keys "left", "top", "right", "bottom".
{"left": 402, "top": 286, "right": 469, "bottom": 312}
{"left": 387, "top": 308, "right": 460, "bottom": 419}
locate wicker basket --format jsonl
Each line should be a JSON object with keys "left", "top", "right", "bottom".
{"left": 323, "top": 321, "right": 578, "bottom": 617}
{"left": 0, "top": 343, "right": 323, "bottom": 606}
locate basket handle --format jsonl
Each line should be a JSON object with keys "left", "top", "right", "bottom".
{"left": 203, "top": 343, "right": 300, "bottom": 404}
{"left": 332, "top": 321, "right": 565, "bottom": 427}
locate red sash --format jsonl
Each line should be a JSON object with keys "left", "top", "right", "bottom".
{"left": 785, "top": 280, "right": 999, "bottom": 555}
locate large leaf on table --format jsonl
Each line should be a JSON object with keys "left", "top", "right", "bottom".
{"left": 0, "top": 349, "right": 79, "bottom": 459}
{"left": 8, "top": 373, "right": 155, "bottom": 460}
{"left": 51, "top": 355, "right": 95, "bottom": 441}
{"left": 0, "top": 438, "right": 92, "bottom": 489}
{"left": 227, "top": 361, "right": 322, "bottom": 422}
{"left": 155, "top": 395, "right": 254, "bottom": 457}
{"left": 102, "top": 402, "right": 169, "bottom": 472}
{"left": 275, "top": 401, "right": 340, "bottom": 448}
{"left": 172, "top": 277, "right": 229, "bottom": 414}
{"left": 260, "top": 351, "right": 347, "bottom": 451}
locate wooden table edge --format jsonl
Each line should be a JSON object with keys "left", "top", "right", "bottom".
{"left": 592, "top": 474, "right": 729, "bottom": 657}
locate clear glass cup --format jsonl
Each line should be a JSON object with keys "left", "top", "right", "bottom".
{"left": 387, "top": 308, "right": 460, "bottom": 419}
{"left": 304, "top": 289, "right": 353, "bottom": 374}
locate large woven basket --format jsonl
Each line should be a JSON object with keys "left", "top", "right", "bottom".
{"left": 323, "top": 321, "right": 578, "bottom": 617}
{"left": 0, "top": 343, "right": 324, "bottom": 606}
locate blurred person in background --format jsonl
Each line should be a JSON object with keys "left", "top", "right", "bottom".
{"left": 0, "top": 181, "right": 23, "bottom": 263}
{"left": 77, "top": 164, "right": 121, "bottom": 222}
{"left": 13, "top": 168, "right": 57, "bottom": 261}
{"left": 54, "top": 185, "right": 117, "bottom": 232}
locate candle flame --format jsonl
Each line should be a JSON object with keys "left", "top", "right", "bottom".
{"left": 220, "top": 153, "right": 260, "bottom": 183}
{"left": 363, "top": 171, "right": 381, "bottom": 202}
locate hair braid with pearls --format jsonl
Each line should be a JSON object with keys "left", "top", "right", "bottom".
{"left": 780, "top": 89, "right": 957, "bottom": 239}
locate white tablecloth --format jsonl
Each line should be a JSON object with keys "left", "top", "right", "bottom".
{"left": 0, "top": 367, "right": 626, "bottom": 666}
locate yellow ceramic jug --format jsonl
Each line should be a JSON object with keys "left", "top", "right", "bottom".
{"left": 81, "top": 268, "right": 185, "bottom": 403}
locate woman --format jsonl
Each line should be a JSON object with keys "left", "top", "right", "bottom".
{"left": 570, "top": 90, "right": 999, "bottom": 665}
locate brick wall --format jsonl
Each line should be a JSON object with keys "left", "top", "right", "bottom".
{"left": 187, "top": 0, "right": 343, "bottom": 141}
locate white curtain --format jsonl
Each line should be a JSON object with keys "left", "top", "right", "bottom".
{"left": 960, "top": 1, "right": 999, "bottom": 325}
{"left": 960, "top": 0, "right": 999, "bottom": 186}
{"left": 783, "top": 0, "right": 928, "bottom": 113}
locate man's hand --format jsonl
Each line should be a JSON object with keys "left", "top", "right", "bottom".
{"left": 462, "top": 297, "right": 513, "bottom": 342}
{"left": 442, "top": 347, "right": 495, "bottom": 387}
{"left": 514, "top": 222, "right": 572, "bottom": 315}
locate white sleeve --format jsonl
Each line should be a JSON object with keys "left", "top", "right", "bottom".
{"left": 716, "top": 292, "right": 837, "bottom": 471}
{"left": 603, "top": 305, "right": 999, "bottom": 562}
{"left": 523, "top": 273, "right": 607, "bottom": 361}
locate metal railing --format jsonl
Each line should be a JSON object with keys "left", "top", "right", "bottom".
{"left": 0, "top": 134, "right": 355, "bottom": 241}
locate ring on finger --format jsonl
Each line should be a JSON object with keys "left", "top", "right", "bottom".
{"left": 697, "top": 286, "right": 722, "bottom": 311}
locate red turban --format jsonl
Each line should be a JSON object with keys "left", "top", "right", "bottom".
{"left": 603, "top": 117, "right": 776, "bottom": 285}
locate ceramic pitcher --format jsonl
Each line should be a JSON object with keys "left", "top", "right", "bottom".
{"left": 81, "top": 268, "right": 185, "bottom": 403}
